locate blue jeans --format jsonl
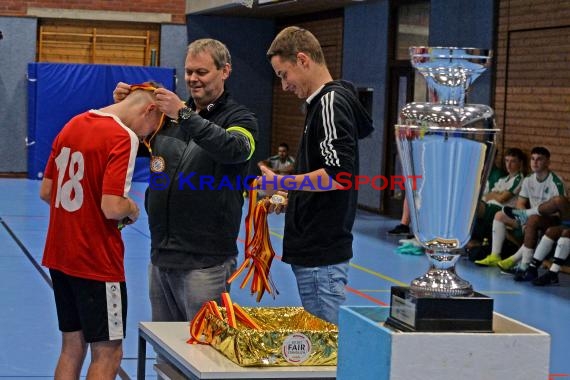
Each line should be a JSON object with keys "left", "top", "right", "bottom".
{"left": 148, "top": 256, "right": 237, "bottom": 322}
{"left": 291, "top": 261, "right": 349, "bottom": 325}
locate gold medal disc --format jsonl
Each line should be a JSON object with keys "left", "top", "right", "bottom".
{"left": 270, "top": 194, "right": 286, "bottom": 205}
{"left": 150, "top": 156, "right": 166, "bottom": 173}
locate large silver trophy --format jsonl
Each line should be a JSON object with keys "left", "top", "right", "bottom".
{"left": 386, "top": 47, "right": 498, "bottom": 332}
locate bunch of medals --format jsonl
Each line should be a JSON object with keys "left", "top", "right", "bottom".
{"left": 227, "top": 180, "right": 285, "bottom": 302}
{"left": 188, "top": 292, "right": 260, "bottom": 344}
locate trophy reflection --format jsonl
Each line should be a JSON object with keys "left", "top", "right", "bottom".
{"left": 386, "top": 47, "right": 499, "bottom": 332}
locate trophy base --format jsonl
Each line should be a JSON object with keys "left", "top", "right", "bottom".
{"left": 385, "top": 286, "right": 493, "bottom": 332}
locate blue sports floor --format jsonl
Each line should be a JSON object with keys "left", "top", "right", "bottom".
{"left": 0, "top": 178, "right": 569, "bottom": 379}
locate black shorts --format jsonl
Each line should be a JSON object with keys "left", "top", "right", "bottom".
{"left": 49, "top": 269, "right": 127, "bottom": 343}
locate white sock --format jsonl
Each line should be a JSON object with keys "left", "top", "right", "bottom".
{"left": 551, "top": 237, "right": 570, "bottom": 273}
{"left": 521, "top": 246, "right": 535, "bottom": 266}
{"left": 534, "top": 236, "right": 555, "bottom": 261}
{"left": 509, "top": 245, "right": 525, "bottom": 262}
{"left": 491, "top": 220, "right": 506, "bottom": 255}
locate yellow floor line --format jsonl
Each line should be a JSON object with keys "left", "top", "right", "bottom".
{"left": 349, "top": 262, "right": 408, "bottom": 287}
{"left": 270, "top": 230, "right": 283, "bottom": 239}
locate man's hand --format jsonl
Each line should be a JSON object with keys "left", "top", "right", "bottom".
{"left": 268, "top": 191, "right": 288, "bottom": 214}
{"left": 117, "top": 198, "right": 139, "bottom": 230}
{"left": 258, "top": 164, "right": 280, "bottom": 195}
{"left": 127, "top": 198, "right": 140, "bottom": 224}
{"left": 113, "top": 82, "right": 131, "bottom": 103}
{"left": 154, "top": 87, "right": 185, "bottom": 119}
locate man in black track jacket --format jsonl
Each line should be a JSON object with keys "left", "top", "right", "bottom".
{"left": 261, "top": 26, "right": 373, "bottom": 325}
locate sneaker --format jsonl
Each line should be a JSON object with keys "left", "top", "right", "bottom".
{"left": 474, "top": 254, "right": 501, "bottom": 266}
{"left": 503, "top": 206, "right": 528, "bottom": 225}
{"left": 532, "top": 271, "right": 559, "bottom": 286}
{"left": 514, "top": 266, "right": 538, "bottom": 282}
{"left": 500, "top": 264, "right": 523, "bottom": 276}
{"left": 388, "top": 223, "right": 411, "bottom": 236}
{"left": 497, "top": 257, "right": 516, "bottom": 271}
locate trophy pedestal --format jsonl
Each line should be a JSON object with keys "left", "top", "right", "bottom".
{"left": 385, "top": 286, "right": 493, "bottom": 332}
{"left": 337, "top": 306, "right": 550, "bottom": 380}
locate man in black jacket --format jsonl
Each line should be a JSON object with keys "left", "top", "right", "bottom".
{"left": 261, "top": 26, "right": 373, "bottom": 324}
{"left": 114, "top": 39, "right": 257, "bottom": 324}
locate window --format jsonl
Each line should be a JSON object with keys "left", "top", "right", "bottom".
{"left": 395, "top": 2, "right": 429, "bottom": 61}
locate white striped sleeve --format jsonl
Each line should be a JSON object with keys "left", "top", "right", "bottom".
{"left": 319, "top": 91, "right": 341, "bottom": 167}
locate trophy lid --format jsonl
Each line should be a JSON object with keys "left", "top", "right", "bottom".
{"left": 410, "top": 47, "right": 492, "bottom": 106}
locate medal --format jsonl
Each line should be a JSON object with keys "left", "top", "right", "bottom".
{"left": 270, "top": 193, "right": 286, "bottom": 205}
{"left": 141, "top": 110, "right": 166, "bottom": 171}
{"left": 150, "top": 155, "right": 166, "bottom": 173}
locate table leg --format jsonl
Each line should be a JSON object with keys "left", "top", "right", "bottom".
{"left": 137, "top": 333, "right": 147, "bottom": 379}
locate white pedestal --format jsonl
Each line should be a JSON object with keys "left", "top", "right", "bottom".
{"left": 337, "top": 306, "right": 550, "bottom": 380}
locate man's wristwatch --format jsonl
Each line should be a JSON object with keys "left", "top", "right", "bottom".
{"left": 178, "top": 106, "right": 193, "bottom": 122}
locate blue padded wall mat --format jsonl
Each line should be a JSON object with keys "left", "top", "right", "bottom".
{"left": 27, "top": 63, "right": 176, "bottom": 181}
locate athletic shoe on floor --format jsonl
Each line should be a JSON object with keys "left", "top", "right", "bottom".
{"left": 502, "top": 206, "right": 528, "bottom": 225}
{"left": 514, "top": 266, "right": 538, "bottom": 282}
{"left": 388, "top": 223, "right": 411, "bottom": 236}
{"left": 532, "top": 271, "right": 559, "bottom": 286}
{"left": 474, "top": 254, "right": 501, "bottom": 266}
{"left": 497, "top": 256, "right": 516, "bottom": 271}
{"left": 500, "top": 264, "right": 523, "bottom": 276}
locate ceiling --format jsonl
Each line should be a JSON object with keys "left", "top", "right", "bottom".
{"left": 189, "top": 0, "right": 367, "bottom": 18}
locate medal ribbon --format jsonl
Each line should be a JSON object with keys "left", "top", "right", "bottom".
{"left": 227, "top": 179, "right": 278, "bottom": 302}
{"left": 129, "top": 83, "right": 167, "bottom": 157}
{"left": 187, "top": 292, "right": 260, "bottom": 345}
{"left": 141, "top": 112, "right": 165, "bottom": 157}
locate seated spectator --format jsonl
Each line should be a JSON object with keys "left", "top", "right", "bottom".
{"left": 504, "top": 195, "right": 570, "bottom": 225}
{"left": 515, "top": 223, "right": 570, "bottom": 285}
{"left": 259, "top": 142, "right": 295, "bottom": 175}
{"left": 469, "top": 148, "right": 525, "bottom": 256}
{"left": 475, "top": 147, "right": 566, "bottom": 270}
{"left": 504, "top": 195, "right": 570, "bottom": 282}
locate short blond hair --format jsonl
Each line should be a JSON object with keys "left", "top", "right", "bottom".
{"left": 188, "top": 38, "right": 232, "bottom": 69}
{"left": 266, "top": 26, "right": 326, "bottom": 65}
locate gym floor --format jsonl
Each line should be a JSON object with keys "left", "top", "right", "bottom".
{"left": 0, "top": 178, "right": 568, "bottom": 379}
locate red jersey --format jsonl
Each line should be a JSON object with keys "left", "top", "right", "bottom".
{"left": 42, "top": 110, "right": 138, "bottom": 282}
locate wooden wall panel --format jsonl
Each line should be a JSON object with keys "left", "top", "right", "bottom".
{"left": 495, "top": 0, "right": 570, "bottom": 182}
{"left": 38, "top": 19, "right": 160, "bottom": 67}
{"left": 270, "top": 17, "right": 344, "bottom": 158}
{"left": 0, "top": 0, "right": 186, "bottom": 23}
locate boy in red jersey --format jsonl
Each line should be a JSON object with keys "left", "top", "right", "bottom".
{"left": 40, "top": 82, "right": 163, "bottom": 379}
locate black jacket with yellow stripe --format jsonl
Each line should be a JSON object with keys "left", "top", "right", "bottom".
{"left": 146, "top": 91, "right": 258, "bottom": 269}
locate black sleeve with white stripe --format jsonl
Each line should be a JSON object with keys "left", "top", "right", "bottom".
{"left": 316, "top": 90, "right": 358, "bottom": 178}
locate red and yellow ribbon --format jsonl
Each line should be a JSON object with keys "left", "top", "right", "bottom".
{"left": 187, "top": 292, "right": 261, "bottom": 345}
{"left": 129, "top": 83, "right": 166, "bottom": 156}
{"left": 227, "top": 179, "right": 278, "bottom": 302}
{"left": 221, "top": 292, "right": 237, "bottom": 328}
{"left": 188, "top": 300, "right": 222, "bottom": 344}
